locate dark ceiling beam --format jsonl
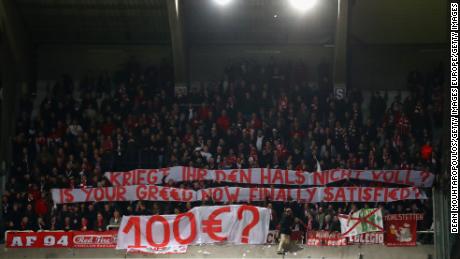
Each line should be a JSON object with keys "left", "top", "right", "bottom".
{"left": 18, "top": 10, "right": 166, "bottom": 16}
{"left": 15, "top": 1, "right": 165, "bottom": 10}
{"left": 332, "top": 0, "right": 349, "bottom": 92}
{"left": 0, "top": 0, "right": 33, "bottom": 220}
{"left": 33, "top": 39, "right": 171, "bottom": 45}
{"left": 167, "top": 0, "right": 187, "bottom": 86}
{"left": 14, "top": 0, "right": 171, "bottom": 44}
{"left": 0, "top": 0, "right": 31, "bottom": 73}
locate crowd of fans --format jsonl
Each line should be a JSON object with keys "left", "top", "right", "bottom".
{"left": 1, "top": 59, "right": 443, "bottom": 244}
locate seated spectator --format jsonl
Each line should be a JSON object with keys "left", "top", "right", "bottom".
{"left": 63, "top": 216, "right": 73, "bottom": 231}
{"left": 19, "top": 217, "right": 33, "bottom": 231}
{"left": 94, "top": 212, "right": 107, "bottom": 232}
{"left": 329, "top": 216, "right": 341, "bottom": 232}
{"left": 305, "top": 213, "right": 319, "bottom": 231}
{"left": 80, "top": 217, "right": 90, "bottom": 231}
{"left": 36, "top": 217, "right": 47, "bottom": 231}
{"left": 109, "top": 210, "right": 122, "bottom": 227}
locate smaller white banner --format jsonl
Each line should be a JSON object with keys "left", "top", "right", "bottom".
{"left": 338, "top": 208, "right": 384, "bottom": 237}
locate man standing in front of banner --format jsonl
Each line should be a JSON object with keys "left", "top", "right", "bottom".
{"left": 277, "top": 208, "right": 294, "bottom": 254}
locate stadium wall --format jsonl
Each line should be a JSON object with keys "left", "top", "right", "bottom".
{"left": 350, "top": 45, "right": 447, "bottom": 90}
{"left": 34, "top": 43, "right": 447, "bottom": 92}
{"left": 0, "top": 244, "right": 434, "bottom": 259}
{"left": 188, "top": 44, "right": 333, "bottom": 82}
{"left": 36, "top": 44, "right": 172, "bottom": 80}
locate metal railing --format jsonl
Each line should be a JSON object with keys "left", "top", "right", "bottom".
{"left": 416, "top": 230, "right": 434, "bottom": 234}
{"left": 106, "top": 225, "right": 120, "bottom": 231}
{"left": 4, "top": 228, "right": 435, "bottom": 234}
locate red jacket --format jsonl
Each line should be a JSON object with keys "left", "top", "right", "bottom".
{"left": 421, "top": 145, "right": 433, "bottom": 160}
{"left": 217, "top": 115, "right": 230, "bottom": 131}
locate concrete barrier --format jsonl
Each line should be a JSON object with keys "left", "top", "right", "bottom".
{"left": 1, "top": 244, "right": 434, "bottom": 259}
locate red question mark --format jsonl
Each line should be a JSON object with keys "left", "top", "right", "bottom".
{"left": 237, "top": 205, "right": 260, "bottom": 243}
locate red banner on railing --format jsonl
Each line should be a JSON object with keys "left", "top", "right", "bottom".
{"left": 384, "top": 214, "right": 423, "bottom": 247}
{"left": 72, "top": 231, "right": 117, "bottom": 248}
{"left": 305, "top": 231, "right": 347, "bottom": 246}
{"left": 6, "top": 231, "right": 72, "bottom": 248}
{"left": 5, "top": 231, "right": 118, "bottom": 248}
{"left": 348, "top": 232, "right": 384, "bottom": 244}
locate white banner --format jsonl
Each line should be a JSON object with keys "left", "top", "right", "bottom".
{"left": 104, "top": 166, "right": 434, "bottom": 187}
{"left": 51, "top": 185, "right": 427, "bottom": 204}
{"left": 347, "top": 232, "right": 384, "bottom": 244}
{"left": 127, "top": 246, "right": 187, "bottom": 254}
{"left": 116, "top": 205, "right": 270, "bottom": 250}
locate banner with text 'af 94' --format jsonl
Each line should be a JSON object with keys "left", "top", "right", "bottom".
{"left": 116, "top": 205, "right": 270, "bottom": 250}
{"left": 51, "top": 185, "right": 427, "bottom": 204}
{"left": 104, "top": 166, "right": 434, "bottom": 187}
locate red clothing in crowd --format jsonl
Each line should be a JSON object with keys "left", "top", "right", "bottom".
{"left": 225, "top": 154, "right": 237, "bottom": 166}
{"left": 217, "top": 115, "right": 231, "bottom": 131}
{"left": 95, "top": 218, "right": 106, "bottom": 231}
{"left": 421, "top": 144, "right": 433, "bottom": 160}
{"left": 101, "top": 122, "right": 115, "bottom": 137}
{"left": 102, "top": 138, "right": 113, "bottom": 152}
{"left": 28, "top": 188, "right": 41, "bottom": 200}
{"left": 275, "top": 144, "right": 288, "bottom": 160}
{"left": 250, "top": 117, "right": 262, "bottom": 129}
{"left": 199, "top": 106, "right": 210, "bottom": 121}
{"left": 397, "top": 115, "right": 410, "bottom": 135}
{"left": 34, "top": 198, "right": 48, "bottom": 216}
{"left": 278, "top": 96, "right": 288, "bottom": 111}
{"left": 125, "top": 116, "right": 138, "bottom": 129}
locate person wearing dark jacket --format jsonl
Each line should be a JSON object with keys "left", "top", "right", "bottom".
{"left": 277, "top": 208, "right": 294, "bottom": 254}
{"left": 329, "top": 215, "right": 341, "bottom": 232}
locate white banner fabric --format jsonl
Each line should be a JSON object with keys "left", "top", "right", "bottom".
{"left": 104, "top": 167, "right": 434, "bottom": 187}
{"left": 116, "top": 205, "right": 270, "bottom": 250}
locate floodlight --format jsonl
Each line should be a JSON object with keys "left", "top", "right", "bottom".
{"left": 289, "top": 0, "right": 317, "bottom": 12}
{"left": 213, "top": 0, "right": 232, "bottom": 6}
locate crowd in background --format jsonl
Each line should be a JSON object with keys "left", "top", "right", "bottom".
{"left": 1, "top": 58, "right": 443, "bottom": 244}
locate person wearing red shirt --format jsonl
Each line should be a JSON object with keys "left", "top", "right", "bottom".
{"left": 421, "top": 141, "right": 433, "bottom": 160}
{"left": 34, "top": 193, "right": 48, "bottom": 217}
{"left": 94, "top": 212, "right": 107, "bottom": 231}
{"left": 250, "top": 113, "right": 262, "bottom": 129}
{"left": 397, "top": 112, "right": 411, "bottom": 135}
{"left": 102, "top": 136, "right": 114, "bottom": 153}
{"left": 199, "top": 102, "right": 210, "bottom": 121}
{"left": 216, "top": 110, "right": 231, "bottom": 131}
{"left": 80, "top": 217, "right": 89, "bottom": 231}
{"left": 101, "top": 117, "right": 115, "bottom": 137}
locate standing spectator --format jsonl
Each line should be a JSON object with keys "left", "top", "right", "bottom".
{"left": 216, "top": 110, "right": 231, "bottom": 132}
{"left": 421, "top": 141, "right": 433, "bottom": 161}
{"left": 329, "top": 215, "right": 341, "bottom": 232}
{"left": 277, "top": 208, "right": 294, "bottom": 254}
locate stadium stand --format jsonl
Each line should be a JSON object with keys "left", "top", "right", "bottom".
{"left": 1, "top": 58, "right": 442, "bottom": 246}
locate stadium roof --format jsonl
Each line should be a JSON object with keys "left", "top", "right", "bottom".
{"left": 14, "top": 0, "right": 446, "bottom": 45}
